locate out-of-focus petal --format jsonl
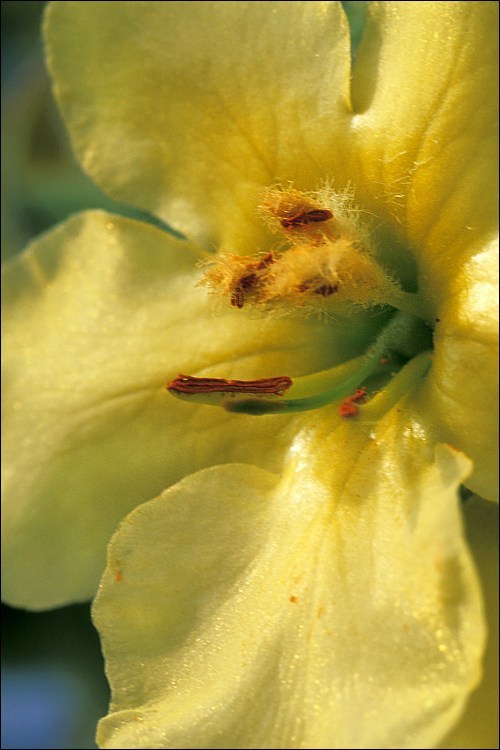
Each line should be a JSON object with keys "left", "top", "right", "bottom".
{"left": 438, "top": 496, "right": 499, "bottom": 749}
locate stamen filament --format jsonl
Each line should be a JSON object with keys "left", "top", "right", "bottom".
{"left": 166, "top": 311, "right": 430, "bottom": 417}
{"left": 225, "top": 311, "right": 423, "bottom": 415}
{"left": 355, "top": 351, "right": 432, "bottom": 423}
{"left": 284, "top": 356, "right": 367, "bottom": 400}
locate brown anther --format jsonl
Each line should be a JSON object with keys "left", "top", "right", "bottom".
{"left": 255, "top": 252, "right": 275, "bottom": 269}
{"left": 295, "top": 278, "right": 337, "bottom": 297}
{"left": 280, "top": 208, "right": 333, "bottom": 229}
{"left": 167, "top": 374, "right": 293, "bottom": 396}
{"left": 230, "top": 252, "right": 276, "bottom": 308}
{"left": 230, "top": 290, "right": 244, "bottom": 308}
{"left": 231, "top": 273, "right": 257, "bottom": 308}
{"left": 314, "top": 284, "right": 338, "bottom": 297}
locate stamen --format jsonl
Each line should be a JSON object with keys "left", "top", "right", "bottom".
{"left": 230, "top": 252, "right": 276, "bottom": 309}
{"left": 200, "top": 251, "right": 276, "bottom": 310}
{"left": 168, "top": 311, "right": 427, "bottom": 416}
{"left": 338, "top": 387, "right": 368, "bottom": 418}
{"left": 281, "top": 208, "right": 333, "bottom": 229}
{"left": 201, "top": 237, "right": 431, "bottom": 324}
{"left": 260, "top": 186, "right": 337, "bottom": 240}
{"left": 354, "top": 351, "right": 432, "bottom": 423}
{"left": 232, "top": 310, "right": 418, "bottom": 414}
{"left": 167, "top": 374, "right": 292, "bottom": 396}
{"left": 179, "top": 183, "right": 433, "bottom": 421}
{"left": 201, "top": 185, "right": 434, "bottom": 322}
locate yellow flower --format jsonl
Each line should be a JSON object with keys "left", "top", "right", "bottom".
{"left": 2, "top": 2, "right": 498, "bottom": 748}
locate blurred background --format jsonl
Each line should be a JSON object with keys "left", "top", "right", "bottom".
{"left": 2, "top": 2, "right": 498, "bottom": 748}
{"left": 2, "top": 3, "right": 112, "bottom": 747}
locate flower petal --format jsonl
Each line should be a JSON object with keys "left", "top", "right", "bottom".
{"left": 94, "top": 409, "right": 484, "bottom": 749}
{"left": 44, "top": 1, "right": 352, "bottom": 252}
{"left": 438, "top": 496, "right": 499, "bottom": 749}
{"left": 351, "top": 1, "right": 498, "bottom": 287}
{"left": 420, "top": 236, "right": 499, "bottom": 500}
{"left": 2, "top": 211, "right": 360, "bottom": 609}
{"left": 351, "top": 3, "right": 499, "bottom": 499}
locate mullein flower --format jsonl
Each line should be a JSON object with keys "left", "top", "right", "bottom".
{"left": 2, "top": 2, "right": 497, "bottom": 747}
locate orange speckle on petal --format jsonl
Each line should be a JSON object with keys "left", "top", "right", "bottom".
{"left": 115, "top": 570, "right": 123, "bottom": 583}
{"left": 289, "top": 595, "right": 297, "bottom": 603}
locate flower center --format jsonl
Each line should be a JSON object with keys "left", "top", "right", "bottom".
{"left": 200, "top": 185, "right": 432, "bottom": 324}
{"left": 167, "top": 185, "right": 434, "bottom": 418}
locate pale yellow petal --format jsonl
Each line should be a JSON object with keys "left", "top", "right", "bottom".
{"left": 419, "top": 236, "right": 499, "bottom": 500}
{"left": 438, "top": 496, "right": 499, "bottom": 749}
{"left": 2, "top": 211, "right": 360, "bottom": 609}
{"left": 44, "top": 1, "right": 352, "bottom": 253}
{"left": 351, "top": 1, "right": 498, "bottom": 298}
{"left": 349, "top": 3, "right": 498, "bottom": 498}
{"left": 94, "top": 407, "right": 484, "bottom": 749}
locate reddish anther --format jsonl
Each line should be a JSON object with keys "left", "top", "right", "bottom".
{"left": 338, "top": 400, "right": 359, "bottom": 418}
{"left": 280, "top": 208, "right": 333, "bottom": 229}
{"left": 338, "top": 387, "right": 368, "bottom": 418}
{"left": 231, "top": 273, "right": 257, "bottom": 308}
{"left": 350, "top": 387, "right": 367, "bottom": 403}
{"left": 167, "top": 374, "right": 293, "bottom": 396}
{"left": 314, "top": 284, "right": 338, "bottom": 297}
{"left": 230, "top": 252, "right": 276, "bottom": 308}
{"left": 255, "top": 252, "right": 275, "bottom": 269}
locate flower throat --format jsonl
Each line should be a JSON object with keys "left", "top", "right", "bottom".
{"left": 167, "top": 185, "right": 433, "bottom": 419}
